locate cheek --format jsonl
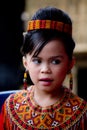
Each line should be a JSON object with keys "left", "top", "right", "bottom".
{"left": 53, "top": 68, "right": 68, "bottom": 85}
{"left": 29, "top": 69, "right": 39, "bottom": 84}
{"left": 28, "top": 65, "right": 39, "bottom": 79}
{"left": 26, "top": 62, "right": 34, "bottom": 71}
{"left": 53, "top": 66, "right": 68, "bottom": 77}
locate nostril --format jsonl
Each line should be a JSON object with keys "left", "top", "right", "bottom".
{"left": 41, "top": 67, "right": 51, "bottom": 73}
{"left": 40, "top": 63, "right": 51, "bottom": 73}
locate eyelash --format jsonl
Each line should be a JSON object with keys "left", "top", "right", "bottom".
{"left": 32, "top": 58, "right": 61, "bottom": 65}
{"left": 51, "top": 59, "right": 61, "bottom": 64}
{"left": 32, "top": 59, "right": 41, "bottom": 64}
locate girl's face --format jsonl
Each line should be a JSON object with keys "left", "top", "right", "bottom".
{"left": 23, "top": 39, "right": 74, "bottom": 92}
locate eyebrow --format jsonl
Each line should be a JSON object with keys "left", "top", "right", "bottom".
{"left": 49, "top": 56, "right": 64, "bottom": 59}
{"left": 33, "top": 55, "right": 64, "bottom": 59}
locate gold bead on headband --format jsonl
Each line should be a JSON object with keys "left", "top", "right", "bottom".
{"left": 27, "top": 20, "right": 72, "bottom": 35}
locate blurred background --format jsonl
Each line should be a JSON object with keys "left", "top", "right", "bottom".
{"left": 0, "top": 0, "right": 87, "bottom": 101}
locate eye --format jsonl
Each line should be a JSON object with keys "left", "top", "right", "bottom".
{"left": 32, "top": 58, "right": 41, "bottom": 64}
{"left": 51, "top": 59, "right": 61, "bottom": 64}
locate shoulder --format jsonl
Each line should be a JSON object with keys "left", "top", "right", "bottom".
{"left": 8, "top": 86, "right": 32, "bottom": 97}
{"left": 65, "top": 88, "right": 87, "bottom": 115}
{"left": 61, "top": 88, "right": 87, "bottom": 129}
{"left": 70, "top": 90, "right": 87, "bottom": 106}
{"left": 4, "top": 86, "right": 33, "bottom": 107}
{"left": 67, "top": 87, "right": 87, "bottom": 104}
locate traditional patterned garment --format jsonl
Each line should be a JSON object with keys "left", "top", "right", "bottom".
{"left": 0, "top": 86, "right": 87, "bottom": 130}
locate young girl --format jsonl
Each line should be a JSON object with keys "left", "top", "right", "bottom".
{"left": 0, "top": 6, "right": 87, "bottom": 130}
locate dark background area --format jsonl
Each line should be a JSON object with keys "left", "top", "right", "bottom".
{"left": 78, "top": 67, "right": 87, "bottom": 101}
{"left": 0, "top": 0, "right": 25, "bottom": 91}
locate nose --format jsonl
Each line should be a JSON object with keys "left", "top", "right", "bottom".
{"left": 41, "top": 63, "right": 51, "bottom": 73}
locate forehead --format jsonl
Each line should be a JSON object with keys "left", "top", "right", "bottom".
{"left": 38, "top": 39, "right": 66, "bottom": 56}
{"left": 25, "top": 39, "right": 69, "bottom": 62}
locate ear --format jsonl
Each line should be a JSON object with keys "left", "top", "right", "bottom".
{"left": 22, "top": 56, "right": 28, "bottom": 70}
{"left": 69, "top": 56, "right": 76, "bottom": 70}
{"left": 67, "top": 57, "right": 76, "bottom": 74}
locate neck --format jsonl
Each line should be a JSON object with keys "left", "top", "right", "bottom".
{"left": 33, "top": 86, "right": 64, "bottom": 107}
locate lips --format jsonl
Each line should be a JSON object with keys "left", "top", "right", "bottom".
{"left": 39, "top": 78, "right": 53, "bottom": 82}
{"left": 39, "top": 78, "right": 53, "bottom": 86}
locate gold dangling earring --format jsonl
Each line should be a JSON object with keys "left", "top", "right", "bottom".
{"left": 69, "top": 70, "right": 73, "bottom": 91}
{"left": 23, "top": 70, "right": 27, "bottom": 90}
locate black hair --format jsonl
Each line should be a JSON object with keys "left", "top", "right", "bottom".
{"left": 20, "top": 6, "right": 75, "bottom": 60}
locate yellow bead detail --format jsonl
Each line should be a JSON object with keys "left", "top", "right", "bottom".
{"left": 24, "top": 72, "right": 27, "bottom": 78}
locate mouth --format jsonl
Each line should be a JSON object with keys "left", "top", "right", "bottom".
{"left": 39, "top": 78, "right": 53, "bottom": 81}
{"left": 39, "top": 78, "right": 53, "bottom": 86}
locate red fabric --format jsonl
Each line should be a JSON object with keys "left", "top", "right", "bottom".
{"left": 0, "top": 88, "right": 87, "bottom": 130}
{"left": 0, "top": 112, "right": 4, "bottom": 130}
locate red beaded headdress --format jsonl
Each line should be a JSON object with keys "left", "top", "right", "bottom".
{"left": 27, "top": 20, "right": 72, "bottom": 35}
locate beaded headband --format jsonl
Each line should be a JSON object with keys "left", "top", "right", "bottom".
{"left": 27, "top": 20, "right": 72, "bottom": 35}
